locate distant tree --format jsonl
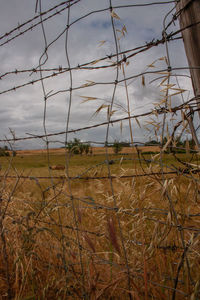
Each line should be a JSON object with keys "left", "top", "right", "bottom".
{"left": 113, "top": 140, "right": 123, "bottom": 154}
{"left": 83, "top": 143, "right": 90, "bottom": 155}
{"left": 79, "top": 143, "right": 84, "bottom": 155}
{"left": 66, "top": 138, "right": 91, "bottom": 155}
{"left": 67, "top": 138, "right": 81, "bottom": 154}
{"left": 0, "top": 147, "right": 10, "bottom": 157}
{"left": 120, "top": 141, "right": 130, "bottom": 147}
{"left": 145, "top": 140, "right": 160, "bottom": 146}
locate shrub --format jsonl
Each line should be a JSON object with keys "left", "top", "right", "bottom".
{"left": 112, "top": 140, "right": 123, "bottom": 154}
{"left": 0, "top": 147, "right": 10, "bottom": 157}
{"left": 66, "top": 138, "right": 91, "bottom": 155}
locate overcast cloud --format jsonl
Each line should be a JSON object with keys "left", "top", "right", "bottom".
{"left": 0, "top": 0, "right": 193, "bottom": 149}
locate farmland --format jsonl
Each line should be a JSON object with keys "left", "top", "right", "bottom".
{"left": 0, "top": 147, "right": 200, "bottom": 299}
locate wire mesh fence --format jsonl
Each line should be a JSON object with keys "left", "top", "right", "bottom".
{"left": 0, "top": 0, "right": 200, "bottom": 299}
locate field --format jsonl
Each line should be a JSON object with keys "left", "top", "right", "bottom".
{"left": 0, "top": 147, "right": 200, "bottom": 299}
{"left": 15, "top": 145, "right": 161, "bottom": 156}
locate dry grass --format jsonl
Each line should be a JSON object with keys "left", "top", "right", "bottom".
{"left": 0, "top": 150, "right": 200, "bottom": 299}
{"left": 16, "top": 146, "right": 161, "bottom": 156}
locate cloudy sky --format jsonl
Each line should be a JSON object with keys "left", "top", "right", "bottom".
{"left": 0, "top": 0, "right": 193, "bottom": 149}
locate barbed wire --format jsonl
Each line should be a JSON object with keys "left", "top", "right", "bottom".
{"left": 0, "top": 1, "right": 176, "bottom": 45}
{"left": 0, "top": 0, "right": 200, "bottom": 298}
{"left": 0, "top": 96, "right": 199, "bottom": 143}
{"left": 1, "top": 168, "right": 200, "bottom": 181}
{"left": 0, "top": 0, "right": 81, "bottom": 47}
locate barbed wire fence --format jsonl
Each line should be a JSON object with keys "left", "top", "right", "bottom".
{"left": 0, "top": 0, "right": 200, "bottom": 299}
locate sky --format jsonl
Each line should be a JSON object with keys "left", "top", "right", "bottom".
{"left": 0, "top": 0, "right": 194, "bottom": 149}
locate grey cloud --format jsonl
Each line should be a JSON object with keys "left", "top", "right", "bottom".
{"left": 0, "top": 0, "right": 193, "bottom": 149}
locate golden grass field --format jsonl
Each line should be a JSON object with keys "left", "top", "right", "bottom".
{"left": 16, "top": 145, "right": 161, "bottom": 156}
{"left": 0, "top": 147, "right": 200, "bottom": 299}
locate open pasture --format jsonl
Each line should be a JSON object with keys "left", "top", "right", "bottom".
{"left": 0, "top": 148, "right": 200, "bottom": 299}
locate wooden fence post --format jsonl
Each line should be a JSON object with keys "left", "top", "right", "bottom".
{"left": 176, "top": 0, "right": 200, "bottom": 102}
{"left": 176, "top": 0, "right": 200, "bottom": 148}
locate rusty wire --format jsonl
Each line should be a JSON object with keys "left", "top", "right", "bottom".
{"left": 0, "top": 0, "right": 200, "bottom": 299}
